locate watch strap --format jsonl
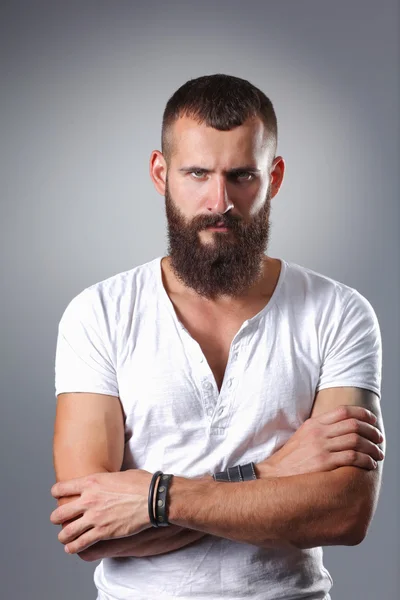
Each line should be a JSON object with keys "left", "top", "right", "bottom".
{"left": 213, "top": 462, "right": 257, "bottom": 482}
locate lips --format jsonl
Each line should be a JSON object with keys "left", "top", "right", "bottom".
{"left": 207, "top": 221, "right": 228, "bottom": 228}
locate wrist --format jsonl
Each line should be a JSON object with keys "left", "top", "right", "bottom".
{"left": 254, "top": 460, "right": 279, "bottom": 479}
{"left": 196, "top": 474, "right": 214, "bottom": 482}
{"left": 167, "top": 475, "right": 214, "bottom": 528}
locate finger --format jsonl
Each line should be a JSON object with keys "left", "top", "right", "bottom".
{"left": 316, "top": 405, "right": 377, "bottom": 426}
{"left": 51, "top": 477, "right": 87, "bottom": 498}
{"left": 329, "top": 450, "right": 378, "bottom": 471}
{"left": 50, "top": 502, "right": 84, "bottom": 525}
{"left": 59, "top": 519, "right": 94, "bottom": 545}
{"left": 65, "top": 529, "right": 101, "bottom": 555}
{"left": 326, "top": 419, "right": 383, "bottom": 444}
{"left": 327, "top": 434, "right": 385, "bottom": 461}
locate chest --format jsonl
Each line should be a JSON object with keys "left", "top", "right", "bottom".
{"left": 170, "top": 298, "right": 272, "bottom": 392}
{"left": 182, "top": 322, "right": 237, "bottom": 391}
{"left": 117, "top": 306, "right": 320, "bottom": 475}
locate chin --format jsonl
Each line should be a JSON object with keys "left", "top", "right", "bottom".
{"left": 198, "top": 230, "right": 216, "bottom": 242}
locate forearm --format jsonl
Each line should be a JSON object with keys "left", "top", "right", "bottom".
{"left": 55, "top": 472, "right": 206, "bottom": 560}
{"left": 81, "top": 526, "right": 207, "bottom": 560}
{"left": 106, "top": 475, "right": 214, "bottom": 557}
{"left": 168, "top": 467, "right": 368, "bottom": 549}
{"left": 76, "top": 475, "right": 213, "bottom": 561}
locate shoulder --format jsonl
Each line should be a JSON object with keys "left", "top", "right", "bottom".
{"left": 84, "top": 256, "right": 162, "bottom": 301}
{"left": 283, "top": 260, "right": 353, "bottom": 300}
{"left": 58, "top": 256, "right": 163, "bottom": 326}
{"left": 282, "top": 260, "right": 376, "bottom": 317}
{"left": 278, "top": 260, "right": 381, "bottom": 355}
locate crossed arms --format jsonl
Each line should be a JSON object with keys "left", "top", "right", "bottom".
{"left": 51, "top": 386, "right": 385, "bottom": 560}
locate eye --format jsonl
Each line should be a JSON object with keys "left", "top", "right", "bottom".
{"left": 234, "top": 171, "right": 255, "bottom": 182}
{"left": 190, "top": 169, "right": 206, "bottom": 179}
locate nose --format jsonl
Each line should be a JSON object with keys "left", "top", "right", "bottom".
{"left": 205, "top": 176, "right": 234, "bottom": 214}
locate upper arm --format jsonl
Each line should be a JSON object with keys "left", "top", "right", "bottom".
{"left": 308, "top": 287, "right": 384, "bottom": 539}
{"left": 53, "top": 289, "right": 125, "bottom": 528}
{"left": 53, "top": 392, "right": 125, "bottom": 482}
{"left": 310, "top": 386, "right": 385, "bottom": 541}
{"left": 311, "top": 386, "right": 385, "bottom": 452}
{"left": 53, "top": 287, "right": 124, "bottom": 483}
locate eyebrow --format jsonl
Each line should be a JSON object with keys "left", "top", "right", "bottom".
{"left": 178, "top": 166, "right": 261, "bottom": 175}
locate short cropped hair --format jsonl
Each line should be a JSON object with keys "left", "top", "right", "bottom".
{"left": 161, "top": 73, "right": 278, "bottom": 164}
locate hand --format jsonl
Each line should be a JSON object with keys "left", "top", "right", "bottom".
{"left": 50, "top": 469, "right": 153, "bottom": 555}
{"left": 255, "top": 405, "right": 385, "bottom": 478}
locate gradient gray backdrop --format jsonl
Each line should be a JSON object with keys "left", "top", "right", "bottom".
{"left": 1, "top": 1, "right": 398, "bottom": 598}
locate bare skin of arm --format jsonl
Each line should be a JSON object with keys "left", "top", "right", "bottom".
{"left": 53, "top": 390, "right": 384, "bottom": 560}
{"left": 52, "top": 392, "right": 205, "bottom": 561}
{"left": 166, "top": 389, "right": 385, "bottom": 550}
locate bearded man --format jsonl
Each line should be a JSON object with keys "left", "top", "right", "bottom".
{"left": 51, "top": 73, "right": 385, "bottom": 600}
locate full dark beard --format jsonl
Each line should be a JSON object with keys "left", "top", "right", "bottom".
{"left": 164, "top": 180, "right": 272, "bottom": 299}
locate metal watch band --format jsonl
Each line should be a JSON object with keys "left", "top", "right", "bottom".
{"left": 213, "top": 470, "right": 230, "bottom": 482}
{"left": 227, "top": 465, "right": 243, "bottom": 482}
{"left": 240, "top": 461, "right": 257, "bottom": 480}
{"left": 213, "top": 462, "right": 257, "bottom": 482}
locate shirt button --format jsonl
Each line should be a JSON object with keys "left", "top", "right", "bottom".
{"left": 203, "top": 381, "right": 213, "bottom": 390}
{"left": 207, "top": 407, "right": 214, "bottom": 416}
{"left": 227, "top": 379, "right": 233, "bottom": 388}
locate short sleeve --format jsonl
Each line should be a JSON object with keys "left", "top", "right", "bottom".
{"left": 54, "top": 288, "right": 119, "bottom": 398}
{"left": 316, "top": 289, "right": 382, "bottom": 399}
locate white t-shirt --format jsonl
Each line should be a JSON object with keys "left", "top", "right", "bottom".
{"left": 54, "top": 256, "right": 382, "bottom": 600}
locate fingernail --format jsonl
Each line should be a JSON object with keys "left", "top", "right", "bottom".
{"left": 65, "top": 546, "right": 70, "bottom": 554}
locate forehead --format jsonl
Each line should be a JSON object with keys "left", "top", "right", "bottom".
{"left": 168, "top": 114, "right": 271, "bottom": 165}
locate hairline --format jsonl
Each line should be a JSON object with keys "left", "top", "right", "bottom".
{"left": 162, "top": 112, "right": 277, "bottom": 167}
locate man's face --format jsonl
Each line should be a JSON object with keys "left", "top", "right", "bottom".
{"left": 163, "top": 115, "right": 274, "bottom": 299}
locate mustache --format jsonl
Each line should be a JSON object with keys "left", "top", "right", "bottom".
{"left": 191, "top": 212, "right": 242, "bottom": 232}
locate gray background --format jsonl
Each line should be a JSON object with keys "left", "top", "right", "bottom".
{"left": 1, "top": 1, "right": 398, "bottom": 598}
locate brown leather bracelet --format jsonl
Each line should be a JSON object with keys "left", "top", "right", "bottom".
{"left": 148, "top": 471, "right": 163, "bottom": 527}
{"left": 154, "top": 473, "right": 173, "bottom": 526}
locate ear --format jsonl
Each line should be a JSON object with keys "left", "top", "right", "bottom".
{"left": 149, "top": 150, "right": 167, "bottom": 196}
{"left": 269, "top": 156, "right": 285, "bottom": 199}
